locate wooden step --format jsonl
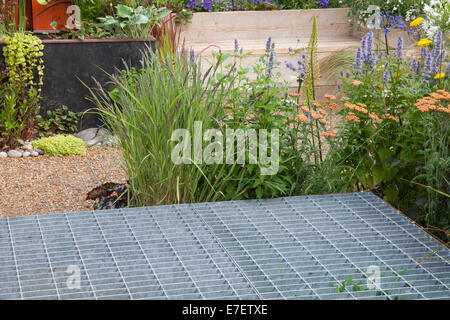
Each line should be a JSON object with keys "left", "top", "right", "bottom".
{"left": 181, "top": 8, "right": 354, "bottom": 42}
{"left": 180, "top": 9, "right": 361, "bottom": 89}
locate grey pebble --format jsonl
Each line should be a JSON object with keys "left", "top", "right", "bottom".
{"left": 7, "top": 149, "right": 22, "bottom": 158}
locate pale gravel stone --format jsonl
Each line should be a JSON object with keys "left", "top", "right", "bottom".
{"left": 75, "top": 127, "right": 109, "bottom": 143}
{"left": 7, "top": 149, "right": 22, "bottom": 158}
{"left": 21, "top": 144, "right": 33, "bottom": 151}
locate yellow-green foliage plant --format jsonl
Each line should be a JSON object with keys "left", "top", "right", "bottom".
{"left": 32, "top": 135, "right": 87, "bottom": 156}
{"left": 0, "top": 33, "right": 44, "bottom": 151}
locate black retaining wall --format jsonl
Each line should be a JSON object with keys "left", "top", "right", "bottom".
{"left": 0, "top": 38, "right": 155, "bottom": 129}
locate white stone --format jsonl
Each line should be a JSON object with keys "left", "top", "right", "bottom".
{"left": 0, "top": 152, "right": 7, "bottom": 158}
{"left": 85, "top": 138, "right": 103, "bottom": 147}
{"left": 75, "top": 128, "right": 109, "bottom": 143}
{"left": 22, "top": 151, "right": 30, "bottom": 157}
{"left": 30, "top": 151, "right": 39, "bottom": 157}
{"left": 21, "top": 144, "right": 33, "bottom": 151}
{"left": 7, "top": 149, "right": 22, "bottom": 158}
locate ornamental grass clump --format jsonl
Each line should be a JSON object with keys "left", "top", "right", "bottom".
{"left": 91, "top": 44, "right": 240, "bottom": 206}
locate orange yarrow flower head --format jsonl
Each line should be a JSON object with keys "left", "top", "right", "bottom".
{"left": 346, "top": 112, "right": 361, "bottom": 123}
{"left": 430, "top": 92, "right": 445, "bottom": 100}
{"left": 312, "top": 100, "right": 321, "bottom": 108}
{"left": 324, "top": 94, "right": 336, "bottom": 100}
{"left": 344, "top": 102, "right": 356, "bottom": 110}
{"left": 352, "top": 80, "right": 363, "bottom": 86}
{"left": 310, "top": 111, "right": 323, "bottom": 120}
{"left": 437, "top": 107, "right": 450, "bottom": 114}
{"left": 415, "top": 91, "right": 450, "bottom": 113}
{"left": 297, "top": 114, "right": 308, "bottom": 123}
{"left": 384, "top": 113, "right": 399, "bottom": 122}
{"left": 322, "top": 130, "right": 337, "bottom": 138}
{"left": 435, "top": 90, "right": 450, "bottom": 101}
{"left": 368, "top": 113, "right": 381, "bottom": 123}
{"left": 327, "top": 102, "right": 338, "bottom": 111}
{"left": 300, "top": 105, "right": 310, "bottom": 113}
{"left": 353, "top": 104, "right": 368, "bottom": 114}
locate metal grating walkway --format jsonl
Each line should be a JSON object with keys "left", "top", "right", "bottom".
{"left": 0, "top": 192, "right": 449, "bottom": 300}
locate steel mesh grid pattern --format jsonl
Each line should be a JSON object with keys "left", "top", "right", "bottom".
{"left": 0, "top": 192, "right": 448, "bottom": 300}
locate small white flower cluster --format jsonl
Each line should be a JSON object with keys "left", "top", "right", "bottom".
{"left": 355, "top": 0, "right": 418, "bottom": 24}
{"left": 422, "top": 0, "right": 449, "bottom": 39}
{"left": 404, "top": 9, "right": 418, "bottom": 22}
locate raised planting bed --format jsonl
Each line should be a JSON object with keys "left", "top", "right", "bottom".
{"left": 180, "top": 8, "right": 360, "bottom": 94}
{"left": 0, "top": 38, "right": 156, "bottom": 128}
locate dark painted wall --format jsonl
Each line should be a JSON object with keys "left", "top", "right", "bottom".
{"left": 1, "top": 39, "right": 155, "bottom": 129}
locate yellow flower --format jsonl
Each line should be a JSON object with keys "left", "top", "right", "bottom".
{"left": 417, "top": 38, "right": 432, "bottom": 47}
{"left": 434, "top": 73, "right": 445, "bottom": 79}
{"left": 409, "top": 17, "right": 423, "bottom": 27}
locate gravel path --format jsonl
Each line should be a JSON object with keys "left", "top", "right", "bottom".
{"left": 0, "top": 147, "right": 128, "bottom": 218}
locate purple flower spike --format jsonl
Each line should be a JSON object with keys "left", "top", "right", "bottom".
{"left": 396, "top": 37, "right": 403, "bottom": 60}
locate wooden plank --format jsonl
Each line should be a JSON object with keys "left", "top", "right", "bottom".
{"left": 184, "top": 38, "right": 360, "bottom": 56}
{"left": 179, "top": 8, "right": 358, "bottom": 90}
{"left": 181, "top": 8, "right": 354, "bottom": 41}
{"left": 181, "top": 25, "right": 353, "bottom": 42}
{"left": 185, "top": 8, "right": 352, "bottom": 27}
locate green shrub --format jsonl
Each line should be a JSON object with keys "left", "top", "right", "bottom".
{"left": 0, "top": 33, "right": 44, "bottom": 151}
{"left": 331, "top": 30, "right": 449, "bottom": 241}
{"left": 37, "top": 106, "right": 81, "bottom": 137}
{"left": 32, "top": 135, "right": 87, "bottom": 156}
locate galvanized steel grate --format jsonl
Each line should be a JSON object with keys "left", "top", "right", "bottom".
{"left": 0, "top": 192, "right": 448, "bottom": 300}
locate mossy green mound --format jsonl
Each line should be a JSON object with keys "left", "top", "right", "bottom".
{"left": 32, "top": 135, "right": 87, "bottom": 156}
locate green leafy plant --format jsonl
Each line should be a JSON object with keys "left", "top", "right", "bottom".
{"left": 334, "top": 275, "right": 366, "bottom": 293}
{"left": 331, "top": 29, "right": 449, "bottom": 241}
{"left": 202, "top": 38, "right": 293, "bottom": 200}
{"left": 37, "top": 106, "right": 81, "bottom": 137}
{"left": 32, "top": 134, "right": 87, "bottom": 156}
{"left": 0, "top": 33, "right": 44, "bottom": 151}
{"left": 98, "top": 4, "right": 170, "bottom": 38}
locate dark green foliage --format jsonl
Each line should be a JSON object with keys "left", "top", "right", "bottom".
{"left": 37, "top": 106, "right": 81, "bottom": 137}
